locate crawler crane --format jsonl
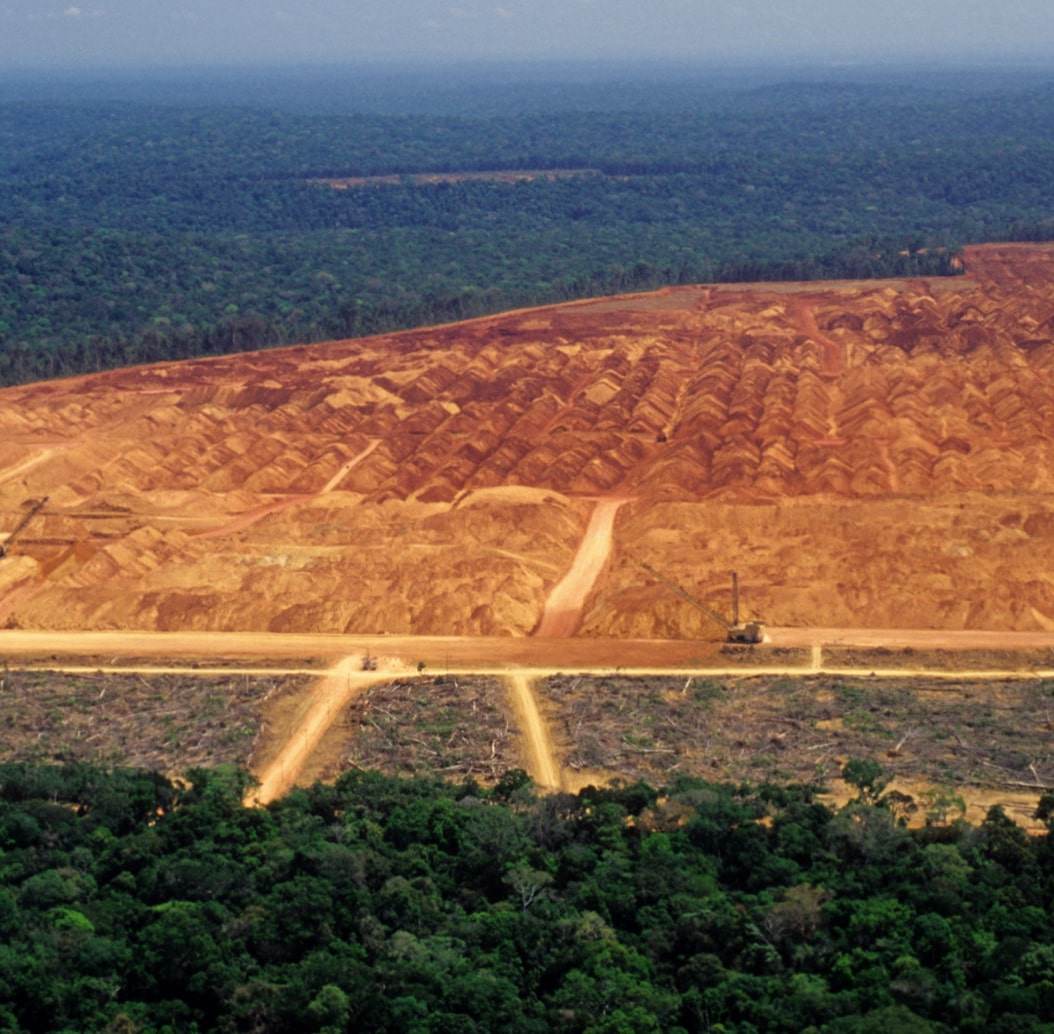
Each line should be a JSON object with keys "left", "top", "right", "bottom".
{"left": 639, "top": 560, "right": 766, "bottom": 644}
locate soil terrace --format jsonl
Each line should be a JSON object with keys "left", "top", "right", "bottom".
{"left": 3, "top": 243, "right": 1054, "bottom": 640}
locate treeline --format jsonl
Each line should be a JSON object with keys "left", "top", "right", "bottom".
{"left": 0, "top": 235, "right": 959, "bottom": 385}
{"left": 1, "top": 761, "right": 1054, "bottom": 1032}
{"left": 1, "top": 68, "right": 1052, "bottom": 385}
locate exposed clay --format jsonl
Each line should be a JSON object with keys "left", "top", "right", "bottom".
{"left": 2, "top": 244, "right": 1054, "bottom": 638}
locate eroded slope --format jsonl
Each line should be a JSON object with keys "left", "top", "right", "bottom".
{"left": 3, "top": 243, "right": 1054, "bottom": 635}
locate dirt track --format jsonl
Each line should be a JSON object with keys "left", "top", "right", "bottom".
{"left": 505, "top": 674, "right": 561, "bottom": 790}
{"left": 534, "top": 498, "right": 628, "bottom": 637}
{"left": 4, "top": 627, "right": 1054, "bottom": 666}
{"left": 247, "top": 659, "right": 390, "bottom": 805}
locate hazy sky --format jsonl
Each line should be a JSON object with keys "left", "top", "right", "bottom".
{"left": 3, "top": 0, "right": 1053, "bottom": 70}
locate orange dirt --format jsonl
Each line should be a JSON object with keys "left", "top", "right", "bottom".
{"left": 534, "top": 497, "right": 630, "bottom": 637}
{"left": 8, "top": 235, "right": 1054, "bottom": 825}
{"left": 2, "top": 243, "right": 1054, "bottom": 644}
{"left": 505, "top": 673, "right": 561, "bottom": 790}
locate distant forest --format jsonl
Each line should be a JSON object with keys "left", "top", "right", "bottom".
{"left": 1, "top": 63, "right": 1054, "bottom": 384}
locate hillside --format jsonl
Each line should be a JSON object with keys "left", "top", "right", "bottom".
{"left": 2, "top": 243, "right": 1054, "bottom": 638}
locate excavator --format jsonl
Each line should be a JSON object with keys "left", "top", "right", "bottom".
{"left": 639, "top": 560, "right": 766, "bottom": 644}
{"left": 0, "top": 496, "right": 48, "bottom": 558}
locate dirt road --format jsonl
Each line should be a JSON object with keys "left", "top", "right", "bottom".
{"left": 246, "top": 657, "right": 389, "bottom": 806}
{"left": 768, "top": 627, "right": 1054, "bottom": 651}
{"left": 322, "top": 439, "right": 381, "bottom": 493}
{"left": 505, "top": 674, "right": 561, "bottom": 790}
{"left": 534, "top": 499, "right": 628, "bottom": 637}
{"left": 4, "top": 627, "right": 1054, "bottom": 667}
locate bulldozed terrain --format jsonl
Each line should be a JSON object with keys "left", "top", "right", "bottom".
{"left": 3, "top": 242, "right": 1054, "bottom": 640}
{"left": 4, "top": 243, "right": 1054, "bottom": 816}
{"left": 3, "top": 665, "right": 1050, "bottom": 828}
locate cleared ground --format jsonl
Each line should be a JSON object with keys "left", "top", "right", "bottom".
{"left": 0, "top": 666, "right": 310, "bottom": 773}
{"left": 3, "top": 245, "right": 1054, "bottom": 818}
{"left": 3, "top": 244, "right": 1054, "bottom": 639}
{"left": 3, "top": 661, "right": 1051, "bottom": 828}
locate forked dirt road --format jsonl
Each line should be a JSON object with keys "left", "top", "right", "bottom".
{"left": 6, "top": 629, "right": 1054, "bottom": 804}
{"left": 246, "top": 657, "right": 391, "bottom": 805}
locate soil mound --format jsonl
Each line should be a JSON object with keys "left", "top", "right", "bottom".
{"left": 3, "top": 243, "right": 1054, "bottom": 636}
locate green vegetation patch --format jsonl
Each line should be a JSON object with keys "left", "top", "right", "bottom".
{"left": 2, "top": 762, "right": 1054, "bottom": 1032}
{"left": 7, "top": 68, "right": 1054, "bottom": 384}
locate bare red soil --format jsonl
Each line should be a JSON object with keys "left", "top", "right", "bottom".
{"left": 3, "top": 243, "right": 1054, "bottom": 639}
{"left": 313, "top": 169, "right": 596, "bottom": 189}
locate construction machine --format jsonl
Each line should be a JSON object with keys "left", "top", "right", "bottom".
{"left": 639, "top": 560, "right": 766, "bottom": 644}
{"left": 0, "top": 496, "right": 48, "bottom": 558}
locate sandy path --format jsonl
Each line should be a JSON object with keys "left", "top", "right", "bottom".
{"left": 246, "top": 657, "right": 388, "bottom": 805}
{"left": 505, "top": 674, "right": 561, "bottom": 790}
{"left": 535, "top": 498, "right": 628, "bottom": 637}
{"left": 322, "top": 439, "right": 380, "bottom": 493}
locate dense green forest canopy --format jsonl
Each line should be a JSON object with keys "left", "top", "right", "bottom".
{"left": 1, "top": 62, "right": 1053, "bottom": 383}
{"left": 2, "top": 762, "right": 1054, "bottom": 1033}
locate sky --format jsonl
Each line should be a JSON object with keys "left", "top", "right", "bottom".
{"left": 2, "top": 0, "right": 1053, "bottom": 70}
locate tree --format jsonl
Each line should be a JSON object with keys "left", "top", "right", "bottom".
{"left": 842, "top": 759, "right": 889, "bottom": 805}
{"left": 503, "top": 863, "right": 553, "bottom": 911}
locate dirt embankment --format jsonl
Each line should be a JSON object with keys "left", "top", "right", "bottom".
{"left": 2, "top": 243, "right": 1054, "bottom": 639}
